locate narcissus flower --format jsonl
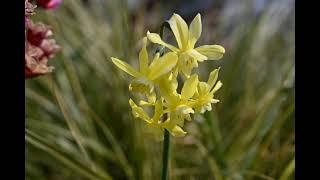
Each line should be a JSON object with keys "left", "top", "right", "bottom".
{"left": 147, "top": 13, "right": 225, "bottom": 77}
{"left": 112, "top": 37, "right": 178, "bottom": 102}
{"left": 111, "top": 13, "right": 225, "bottom": 139}
{"left": 191, "top": 68, "right": 222, "bottom": 113}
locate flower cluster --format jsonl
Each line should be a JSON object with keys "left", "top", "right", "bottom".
{"left": 112, "top": 13, "right": 225, "bottom": 140}
{"left": 25, "top": 0, "right": 60, "bottom": 79}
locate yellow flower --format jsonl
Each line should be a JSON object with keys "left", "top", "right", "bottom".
{"left": 111, "top": 13, "right": 225, "bottom": 140}
{"left": 191, "top": 68, "right": 222, "bottom": 113}
{"left": 111, "top": 37, "right": 178, "bottom": 102}
{"left": 159, "top": 74, "right": 199, "bottom": 135}
{"left": 129, "top": 98, "right": 186, "bottom": 139}
{"left": 147, "top": 13, "right": 225, "bottom": 77}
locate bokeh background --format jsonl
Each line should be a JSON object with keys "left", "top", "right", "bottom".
{"left": 26, "top": 0, "right": 295, "bottom": 179}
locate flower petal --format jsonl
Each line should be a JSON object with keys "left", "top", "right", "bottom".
{"left": 211, "top": 81, "right": 223, "bottom": 93}
{"left": 148, "top": 52, "right": 178, "bottom": 80}
{"left": 198, "top": 82, "right": 210, "bottom": 95}
{"left": 158, "top": 75, "right": 179, "bottom": 105}
{"left": 139, "top": 100, "right": 154, "bottom": 106}
{"left": 129, "top": 99, "right": 151, "bottom": 123}
{"left": 111, "top": 57, "right": 141, "bottom": 77}
{"left": 169, "top": 125, "right": 187, "bottom": 137}
{"left": 129, "top": 77, "right": 154, "bottom": 94}
{"left": 211, "top": 99, "right": 220, "bottom": 103}
{"left": 187, "top": 49, "right": 208, "bottom": 62}
{"left": 195, "top": 45, "right": 225, "bottom": 60}
{"left": 139, "top": 37, "right": 149, "bottom": 74}
{"left": 181, "top": 74, "right": 199, "bottom": 99}
{"left": 147, "top": 31, "right": 179, "bottom": 52}
{"left": 168, "top": 13, "right": 189, "bottom": 50}
{"left": 207, "top": 67, "right": 220, "bottom": 90}
{"left": 189, "top": 13, "right": 202, "bottom": 48}
{"left": 152, "top": 99, "right": 163, "bottom": 122}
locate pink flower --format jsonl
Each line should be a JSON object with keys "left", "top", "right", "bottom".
{"left": 25, "top": 0, "right": 60, "bottom": 79}
{"left": 25, "top": 43, "right": 54, "bottom": 78}
{"left": 25, "top": 22, "right": 60, "bottom": 79}
{"left": 37, "top": 0, "right": 63, "bottom": 9}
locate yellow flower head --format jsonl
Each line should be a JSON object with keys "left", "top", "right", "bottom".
{"left": 111, "top": 13, "right": 225, "bottom": 140}
{"left": 112, "top": 37, "right": 178, "bottom": 102}
{"left": 192, "top": 68, "right": 222, "bottom": 113}
{"left": 147, "top": 13, "right": 225, "bottom": 77}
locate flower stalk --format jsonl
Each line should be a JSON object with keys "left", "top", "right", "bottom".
{"left": 159, "top": 21, "right": 171, "bottom": 180}
{"left": 161, "top": 129, "right": 170, "bottom": 180}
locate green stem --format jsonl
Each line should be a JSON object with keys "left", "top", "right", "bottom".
{"left": 159, "top": 21, "right": 172, "bottom": 180}
{"left": 161, "top": 130, "right": 170, "bottom": 180}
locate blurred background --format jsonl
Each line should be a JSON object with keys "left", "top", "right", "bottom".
{"left": 26, "top": 0, "right": 295, "bottom": 179}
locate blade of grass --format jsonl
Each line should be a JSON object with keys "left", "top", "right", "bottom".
{"left": 51, "top": 79, "right": 96, "bottom": 171}
{"left": 195, "top": 140, "right": 224, "bottom": 180}
{"left": 27, "top": 118, "right": 119, "bottom": 164}
{"left": 26, "top": 129, "right": 112, "bottom": 180}
{"left": 204, "top": 111, "right": 227, "bottom": 169}
{"left": 50, "top": 54, "right": 135, "bottom": 179}
{"left": 278, "top": 158, "right": 294, "bottom": 180}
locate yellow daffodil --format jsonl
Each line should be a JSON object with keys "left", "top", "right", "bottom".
{"left": 111, "top": 37, "right": 178, "bottom": 102}
{"left": 191, "top": 68, "right": 222, "bottom": 113}
{"left": 111, "top": 13, "right": 225, "bottom": 140}
{"left": 159, "top": 74, "right": 199, "bottom": 135}
{"left": 129, "top": 98, "right": 186, "bottom": 139}
{"left": 129, "top": 98, "right": 164, "bottom": 140}
{"left": 147, "top": 13, "right": 225, "bottom": 77}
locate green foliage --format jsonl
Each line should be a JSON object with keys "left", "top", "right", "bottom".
{"left": 26, "top": 0, "right": 294, "bottom": 179}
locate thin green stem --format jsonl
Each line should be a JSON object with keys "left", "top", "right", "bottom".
{"left": 161, "top": 130, "right": 170, "bottom": 180}
{"left": 159, "top": 22, "right": 172, "bottom": 180}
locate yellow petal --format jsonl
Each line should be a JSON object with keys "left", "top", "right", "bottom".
{"left": 168, "top": 13, "right": 189, "bottom": 50}
{"left": 147, "top": 31, "right": 179, "bottom": 52}
{"left": 152, "top": 99, "right": 163, "bottom": 122}
{"left": 139, "top": 37, "right": 149, "bottom": 74}
{"left": 181, "top": 74, "right": 199, "bottom": 99}
{"left": 195, "top": 45, "right": 225, "bottom": 60}
{"left": 169, "top": 125, "right": 187, "bottom": 137}
{"left": 139, "top": 100, "right": 154, "bottom": 106}
{"left": 211, "top": 99, "right": 220, "bottom": 103}
{"left": 211, "top": 81, "right": 223, "bottom": 93}
{"left": 129, "top": 77, "right": 154, "bottom": 94}
{"left": 158, "top": 75, "right": 179, "bottom": 105}
{"left": 187, "top": 49, "right": 208, "bottom": 62}
{"left": 148, "top": 52, "right": 178, "bottom": 80}
{"left": 111, "top": 57, "right": 141, "bottom": 77}
{"left": 198, "top": 82, "right": 210, "bottom": 95}
{"left": 189, "top": 13, "right": 202, "bottom": 48}
{"left": 147, "top": 91, "right": 157, "bottom": 103}
{"left": 129, "top": 99, "right": 151, "bottom": 123}
{"left": 207, "top": 68, "right": 220, "bottom": 89}
{"left": 177, "top": 53, "right": 199, "bottom": 77}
